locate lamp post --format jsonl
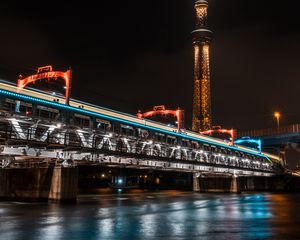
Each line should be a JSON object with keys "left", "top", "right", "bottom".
{"left": 274, "top": 112, "right": 280, "bottom": 130}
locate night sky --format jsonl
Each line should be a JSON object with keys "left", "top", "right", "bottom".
{"left": 1, "top": 0, "right": 300, "bottom": 131}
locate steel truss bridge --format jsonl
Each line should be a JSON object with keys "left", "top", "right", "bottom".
{"left": 0, "top": 115, "right": 278, "bottom": 177}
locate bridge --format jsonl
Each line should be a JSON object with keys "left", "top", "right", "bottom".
{"left": 0, "top": 114, "right": 277, "bottom": 175}
{"left": 0, "top": 66, "right": 286, "bottom": 201}
{"left": 238, "top": 124, "right": 300, "bottom": 167}
{"left": 238, "top": 124, "right": 300, "bottom": 146}
{"left": 1, "top": 0, "right": 298, "bottom": 202}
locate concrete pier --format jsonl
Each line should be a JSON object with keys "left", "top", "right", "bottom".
{"left": 49, "top": 166, "right": 78, "bottom": 202}
{"left": 193, "top": 175, "right": 239, "bottom": 193}
{"left": 0, "top": 165, "right": 78, "bottom": 202}
{"left": 230, "top": 176, "right": 239, "bottom": 193}
{"left": 238, "top": 176, "right": 285, "bottom": 191}
{"left": 192, "top": 174, "right": 300, "bottom": 193}
{"left": 193, "top": 173, "right": 201, "bottom": 192}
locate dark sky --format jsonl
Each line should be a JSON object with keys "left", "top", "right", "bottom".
{"left": 0, "top": 0, "right": 300, "bottom": 131}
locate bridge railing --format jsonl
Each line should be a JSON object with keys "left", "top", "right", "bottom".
{"left": 0, "top": 118, "right": 278, "bottom": 173}
{"left": 238, "top": 124, "right": 300, "bottom": 138}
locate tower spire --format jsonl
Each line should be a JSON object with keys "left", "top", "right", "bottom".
{"left": 192, "top": 0, "right": 212, "bottom": 132}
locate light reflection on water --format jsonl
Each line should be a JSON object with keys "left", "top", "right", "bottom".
{"left": 0, "top": 191, "right": 300, "bottom": 240}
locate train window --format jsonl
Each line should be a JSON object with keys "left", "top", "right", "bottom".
{"left": 139, "top": 129, "right": 149, "bottom": 139}
{"left": 20, "top": 105, "right": 33, "bottom": 116}
{"left": 154, "top": 132, "right": 165, "bottom": 142}
{"left": 203, "top": 144, "right": 210, "bottom": 151}
{"left": 37, "top": 105, "right": 59, "bottom": 120}
{"left": 211, "top": 145, "right": 217, "bottom": 152}
{"left": 166, "top": 135, "right": 176, "bottom": 144}
{"left": 1, "top": 99, "right": 33, "bottom": 115}
{"left": 182, "top": 139, "right": 189, "bottom": 147}
{"left": 74, "top": 113, "right": 90, "bottom": 128}
{"left": 120, "top": 124, "right": 134, "bottom": 136}
{"left": 191, "top": 141, "right": 199, "bottom": 149}
{"left": 220, "top": 147, "right": 227, "bottom": 154}
{"left": 96, "top": 119, "right": 111, "bottom": 132}
{"left": 18, "top": 101, "right": 32, "bottom": 115}
{"left": 121, "top": 126, "right": 126, "bottom": 135}
{"left": 2, "top": 98, "right": 16, "bottom": 112}
{"left": 235, "top": 151, "right": 241, "bottom": 158}
{"left": 113, "top": 124, "right": 121, "bottom": 134}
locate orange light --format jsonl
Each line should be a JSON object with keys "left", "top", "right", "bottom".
{"left": 274, "top": 112, "right": 280, "bottom": 118}
{"left": 137, "top": 106, "right": 184, "bottom": 131}
{"left": 17, "top": 65, "right": 71, "bottom": 104}
{"left": 201, "top": 128, "right": 235, "bottom": 145}
{"left": 274, "top": 112, "right": 281, "bottom": 129}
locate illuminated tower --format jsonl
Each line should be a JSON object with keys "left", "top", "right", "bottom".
{"left": 192, "top": 0, "right": 212, "bottom": 132}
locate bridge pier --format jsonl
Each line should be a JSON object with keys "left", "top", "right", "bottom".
{"left": 0, "top": 165, "right": 78, "bottom": 202}
{"left": 49, "top": 166, "right": 78, "bottom": 202}
{"left": 230, "top": 175, "right": 239, "bottom": 193}
{"left": 193, "top": 173, "right": 201, "bottom": 192}
{"left": 193, "top": 174, "right": 240, "bottom": 193}
{"left": 239, "top": 176, "right": 285, "bottom": 191}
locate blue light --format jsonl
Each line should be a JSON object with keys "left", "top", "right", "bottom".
{"left": 0, "top": 89, "right": 271, "bottom": 161}
{"left": 235, "top": 137, "right": 262, "bottom": 153}
{"left": 118, "top": 179, "right": 123, "bottom": 184}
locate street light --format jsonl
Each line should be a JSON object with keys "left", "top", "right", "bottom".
{"left": 274, "top": 112, "right": 280, "bottom": 129}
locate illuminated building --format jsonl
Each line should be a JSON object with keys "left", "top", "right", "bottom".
{"left": 192, "top": 0, "right": 212, "bottom": 132}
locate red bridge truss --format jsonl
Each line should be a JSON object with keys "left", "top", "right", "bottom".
{"left": 17, "top": 65, "right": 72, "bottom": 104}
{"left": 137, "top": 105, "right": 184, "bottom": 131}
{"left": 201, "top": 126, "right": 236, "bottom": 145}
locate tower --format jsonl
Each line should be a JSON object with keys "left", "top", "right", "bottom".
{"left": 192, "top": 0, "right": 212, "bottom": 132}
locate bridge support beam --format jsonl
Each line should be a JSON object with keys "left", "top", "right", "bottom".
{"left": 239, "top": 176, "right": 285, "bottom": 191}
{"left": 49, "top": 166, "right": 78, "bottom": 202}
{"left": 193, "top": 175, "right": 241, "bottom": 193}
{"left": 193, "top": 173, "right": 201, "bottom": 192}
{"left": 0, "top": 165, "right": 78, "bottom": 202}
{"left": 230, "top": 176, "right": 239, "bottom": 193}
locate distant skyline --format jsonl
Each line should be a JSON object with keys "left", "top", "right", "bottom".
{"left": 0, "top": 0, "right": 299, "bottom": 131}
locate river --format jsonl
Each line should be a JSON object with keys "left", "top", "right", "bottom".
{"left": 1, "top": 190, "right": 300, "bottom": 239}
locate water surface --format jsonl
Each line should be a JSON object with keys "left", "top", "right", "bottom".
{"left": 1, "top": 190, "right": 300, "bottom": 240}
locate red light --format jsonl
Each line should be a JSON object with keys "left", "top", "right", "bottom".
{"left": 17, "top": 65, "right": 72, "bottom": 104}
{"left": 137, "top": 105, "right": 184, "bottom": 131}
{"left": 201, "top": 128, "right": 236, "bottom": 145}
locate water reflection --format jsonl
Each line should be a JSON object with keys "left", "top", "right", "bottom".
{"left": 0, "top": 192, "right": 300, "bottom": 239}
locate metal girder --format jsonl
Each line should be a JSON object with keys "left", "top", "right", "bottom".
{"left": 0, "top": 117, "right": 275, "bottom": 175}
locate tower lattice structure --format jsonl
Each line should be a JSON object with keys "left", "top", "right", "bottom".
{"left": 192, "top": 0, "right": 212, "bottom": 132}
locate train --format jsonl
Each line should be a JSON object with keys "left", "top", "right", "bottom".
{"left": 0, "top": 79, "right": 282, "bottom": 164}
